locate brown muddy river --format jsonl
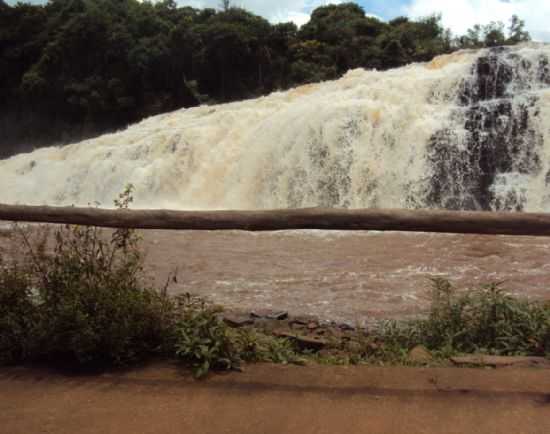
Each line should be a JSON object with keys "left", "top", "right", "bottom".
{"left": 137, "top": 230, "right": 550, "bottom": 325}
{"left": 3, "top": 227, "right": 550, "bottom": 324}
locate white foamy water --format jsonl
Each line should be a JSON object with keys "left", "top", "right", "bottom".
{"left": 0, "top": 43, "right": 549, "bottom": 211}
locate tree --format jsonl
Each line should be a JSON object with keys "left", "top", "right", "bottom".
{"left": 456, "top": 16, "right": 531, "bottom": 49}
{"left": 299, "top": 3, "right": 387, "bottom": 73}
{"left": 458, "top": 24, "right": 483, "bottom": 48}
{"left": 483, "top": 22, "right": 506, "bottom": 47}
{"left": 220, "top": 0, "right": 231, "bottom": 12}
{"left": 508, "top": 15, "right": 530, "bottom": 44}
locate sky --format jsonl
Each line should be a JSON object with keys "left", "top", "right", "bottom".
{"left": 7, "top": 0, "right": 550, "bottom": 42}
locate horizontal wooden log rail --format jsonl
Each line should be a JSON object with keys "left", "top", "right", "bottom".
{"left": 2, "top": 203, "right": 550, "bottom": 236}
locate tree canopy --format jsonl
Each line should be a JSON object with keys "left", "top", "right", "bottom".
{"left": 455, "top": 15, "right": 531, "bottom": 49}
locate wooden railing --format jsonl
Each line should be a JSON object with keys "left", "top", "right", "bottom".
{"left": 2, "top": 203, "right": 550, "bottom": 236}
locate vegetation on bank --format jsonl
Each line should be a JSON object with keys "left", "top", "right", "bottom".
{"left": 376, "top": 279, "right": 550, "bottom": 361}
{"left": 1, "top": 189, "right": 549, "bottom": 377}
{"left": 0, "top": 0, "right": 531, "bottom": 156}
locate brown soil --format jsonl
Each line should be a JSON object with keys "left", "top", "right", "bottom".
{"left": 1, "top": 363, "right": 549, "bottom": 434}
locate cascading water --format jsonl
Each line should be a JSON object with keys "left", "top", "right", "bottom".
{"left": 427, "top": 44, "right": 550, "bottom": 211}
{"left": 1, "top": 43, "right": 549, "bottom": 211}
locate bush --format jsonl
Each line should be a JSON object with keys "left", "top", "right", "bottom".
{"left": 0, "top": 186, "right": 175, "bottom": 368}
{"left": 0, "top": 260, "right": 38, "bottom": 364}
{"left": 173, "top": 294, "right": 241, "bottom": 378}
{"left": 173, "top": 294, "right": 301, "bottom": 377}
{"left": 378, "top": 278, "right": 550, "bottom": 358}
{"left": 233, "top": 328, "right": 299, "bottom": 364}
{"left": 0, "top": 185, "right": 299, "bottom": 375}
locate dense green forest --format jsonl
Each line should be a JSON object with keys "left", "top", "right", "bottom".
{"left": 0, "top": 0, "right": 530, "bottom": 157}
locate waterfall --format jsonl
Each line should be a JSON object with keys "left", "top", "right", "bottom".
{"left": 1, "top": 43, "right": 549, "bottom": 211}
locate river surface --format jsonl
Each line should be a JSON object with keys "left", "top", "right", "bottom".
{"left": 139, "top": 230, "right": 550, "bottom": 324}
{"left": 2, "top": 227, "right": 550, "bottom": 323}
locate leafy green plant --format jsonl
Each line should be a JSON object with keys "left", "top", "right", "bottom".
{"left": 174, "top": 294, "right": 240, "bottom": 378}
{"left": 1, "top": 185, "right": 175, "bottom": 368}
{"left": 0, "top": 260, "right": 39, "bottom": 364}
{"left": 232, "top": 328, "right": 299, "bottom": 364}
{"left": 375, "top": 278, "right": 550, "bottom": 358}
{"left": 420, "top": 279, "right": 550, "bottom": 355}
{"left": 173, "top": 295, "right": 303, "bottom": 377}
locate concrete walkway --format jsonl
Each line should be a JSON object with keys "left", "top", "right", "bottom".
{"left": 1, "top": 363, "right": 549, "bottom": 434}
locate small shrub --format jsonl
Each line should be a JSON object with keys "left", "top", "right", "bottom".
{"left": 174, "top": 294, "right": 240, "bottom": 378}
{"left": 363, "top": 323, "right": 416, "bottom": 364}
{"left": 376, "top": 278, "right": 550, "bottom": 358}
{"left": 0, "top": 260, "right": 38, "bottom": 364}
{"left": 173, "top": 295, "right": 302, "bottom": 377}
{"left": 1, "top": 185, "right": 175, "bottom": 368}
{"left": 232, "top": 328, "right": 299, "bottom": 364}
{"left": 423, "top": 279, "right": 550, "bottom": 355}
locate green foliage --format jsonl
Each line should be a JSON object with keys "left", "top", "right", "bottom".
{"left": 508, "top": 15, "right": 531, "bottom": 45}
{"left": 173, "top": 294, "right": 240, "bottom": 378}
{"left": 232, "top": 328, "right": 300, "bottom": 364}
{"left": 456, "top": 15, "right": 531, "bottom": 49}
{"left": 0, "top": 186, "right": 175, "bottom": 368}
{"left": 172, "top": 293, "right": 301, "bottom": 378}
{"left": 172, "top": 295, "right": 303, "bottom": 377}
{"left": 377, "top": 278, "right": 550, "bottom": 358}
{"left": 0, "top": 184, "right": 302, "bottom": 375}
{"left": 0, "top": 260, "right": 38, "bottom": 364}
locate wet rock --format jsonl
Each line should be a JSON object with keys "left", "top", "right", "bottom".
{"left": 338, "top": 321, "right": 355, "bottom": 331}
{"left": 274, "top": 331, "right": 329, "bottom": 351}
{"left": 408, "top": 346, "right": 433, "bottom": 364}
{"left": 223, "top": 314, "right": 254, "bottom": 328}
{"left": 250, "top": 309, "right": 288, "bottom": 320}
{"left": 427, "top": 48, "right": 545, "bottom": 212}
{"left": 290, "top": 315, "right": 319, "bottom": 326}
{"left": 450, "top": 355, "right": 550, "bottom": 368}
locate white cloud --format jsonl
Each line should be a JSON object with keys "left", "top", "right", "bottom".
{"left": 365, "top": 13, "right": 383, "bottom": 21}
{"left": 272, "top": 10, "right": 311, "bottom": 27}
{"left": 174, "top": 0, "right": 343, "bottom": 27}
{"left": 404, "top": 0, "right": 550, "bottom": 42}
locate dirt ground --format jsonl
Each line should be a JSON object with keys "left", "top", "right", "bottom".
{"left": 1, "top": 363, "right": 550, "bottom": 434}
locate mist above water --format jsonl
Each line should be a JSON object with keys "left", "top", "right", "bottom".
{"left": 0, "top": 43, "right": 549, "bottom": 211}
